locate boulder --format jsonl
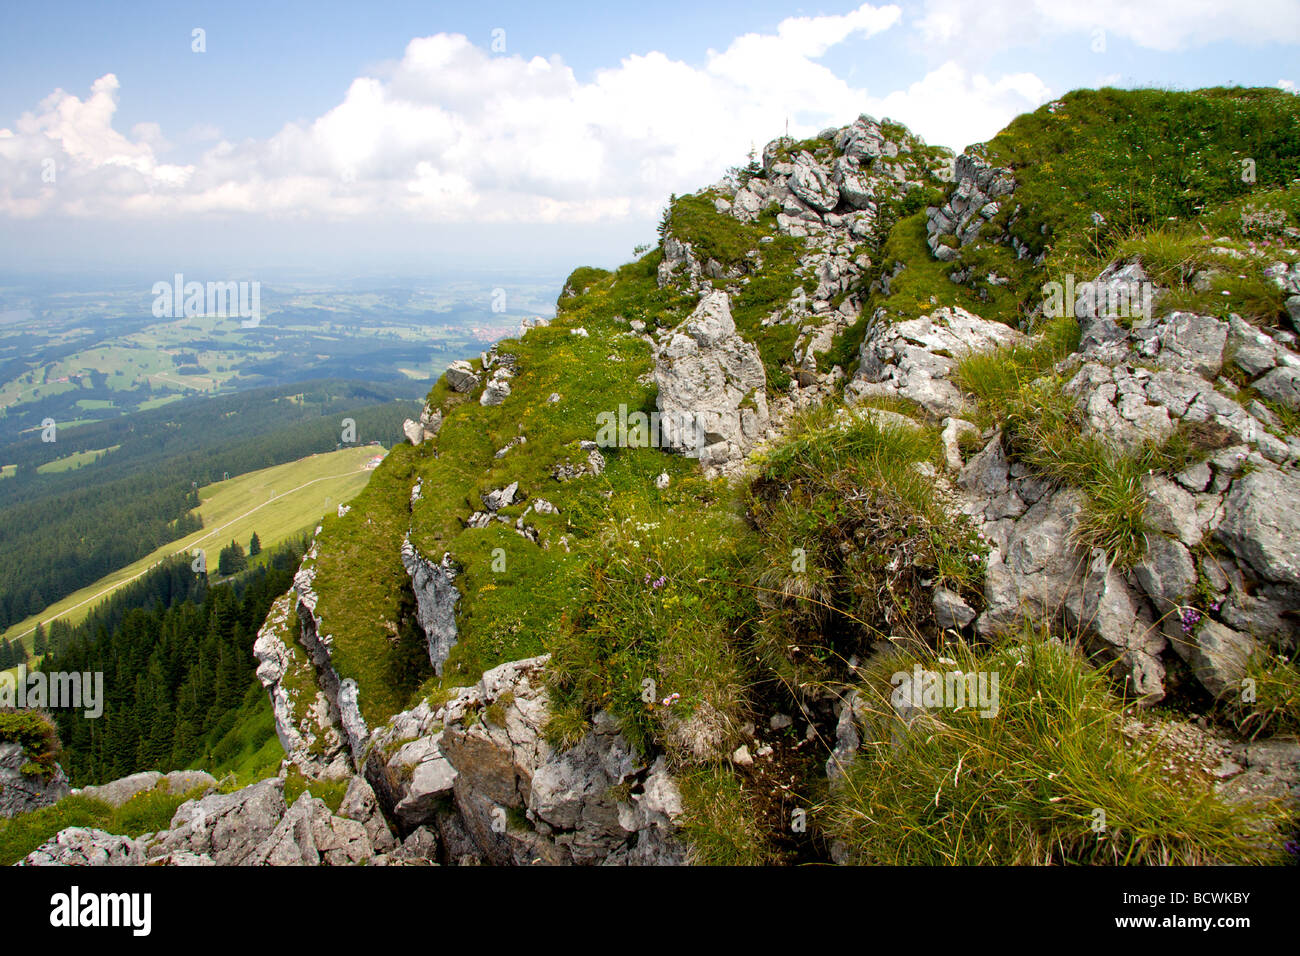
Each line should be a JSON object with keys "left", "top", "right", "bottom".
{"left": 1215, "top": 468, "right": 1300, "bottom": 587}
{"left": 0, "top": 741, "right": 69, "bottom": 819}
{"left": 654, "top": 290, "right": 769, "bottom": 469}
{"left": 445, "top": 360, "right": 480, "bottom": 392}
{"left": 932, "top": 587, "right": 976, "bottom": 630}
{"left": 149, "top": 779, "right": 286, "bottom": 865}
{"left": 77, "top": 769, "right": 216, "bottom": 808}
{"left": 20, "top": 827, "right": 144, "bottom": 866}
{"left": 389, "top": 734, "right": 458, "bottom": 827}
{"left": 1171, "top": 620, "right": 1255, "bottom": 700}
{"left": 788, "top": 153, "right": 839, "bottom": 213}
{"left": 1254, "top": 366, "right": 1300, "bottom": 411}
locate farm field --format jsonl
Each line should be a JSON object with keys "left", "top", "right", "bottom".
{"left": 0, "top": 443, "right": 383, "bottom": 651}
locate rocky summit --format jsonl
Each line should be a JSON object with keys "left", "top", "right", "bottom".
{"left": 6, "top": 87, "right": 1300, "bottom": 868}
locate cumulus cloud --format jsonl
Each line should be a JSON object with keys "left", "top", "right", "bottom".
{"left": 0, "top": 3, "right": 1055, "bottom": 224}
{"left": 916, "top": 0, "right": 1300, "bottom": 60}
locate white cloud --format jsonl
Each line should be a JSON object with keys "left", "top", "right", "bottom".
{"left": 0, "top": 4, "right": 1052, "bottom": 224}
{"left": 863, "top": 63, "right": 1053, "bottom": 152}
{"left": 917, "top": 0, "right": 1300, "bottom": 60}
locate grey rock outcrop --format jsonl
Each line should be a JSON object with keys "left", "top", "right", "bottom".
{"left": 1215, "top": 468, "right": 1300, "bottom": 588}
{"left": 253, "top": 591, "right": 349, "bottom": 776}
{"left": 20, "top": 827, "right": 145, "bottom": 866}
{"left": 926, "top": 152, "right": 1015, "bottom": 257}
{"left": 401, "top": 535, "right": 461, "bottom": 675}
{"left": 149, "top": 779, "right": 287, "bottom": 865}
{"left": 76, "top": 770, "right": 216, "bottom": 808}
{"left": 363, "top": 655, "right": 687, "bottom": 866}
{"left": 0, "top": 742, "right": 69, "bottom": 819}
{"left": 654, "top": 290, "right": 769, "bottom": 469}
{"left": 848, "top": 306, "right": 1026, "bottom": 416}
{"left": 445, "top": 360, "right": 480, "bottom": 393}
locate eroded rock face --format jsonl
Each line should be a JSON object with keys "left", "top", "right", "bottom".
{"left": 76, "top": 770, "right": 216, "bottom": 808}
{"left": 0, "top": 742, "right": 69, "bottom": 819}
{"left": 654, "top": 290, "right": 769, "bottom": 470}
{"left": 1215, "top": 468, "right": 1300, "bottom": 588}
{"left": 400, "top": 535, "right": 461, "bottom": 676}
{"left": 363, "top": 655, "right": 687, "bottom": 866}
{"left": 149, "top": 780, "right": 287, "bottom": 865}
{"left": 20, "top": 827, "right": 144, "bottom": 866}
{"left": 445, "top": 360, "right": 480, "bottom": 393}
{"left": 23, "top": 774, "right": 401, "bottom": 867}
{"left": 253, "top": 591, "right": 349, "bottom": 777}
{"left": 926, "top": 153, "right": 1015, "bottom": 257}
{"left": 848, "top": 306, "right": 1026, "bottom": 416}
{"left": 789, "top": 151, "right": 839, "bottom": 212}
{"left": 244, "top": 792, "right": 374, "bottom": 867}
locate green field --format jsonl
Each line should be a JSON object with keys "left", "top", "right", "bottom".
{"left": 0, "top": 464, "right": 13, "bottom": 481}
{"left": 35, "top": 445, "right": 120, "bottom": 474}
{"left": 1, "top": 444, "right": 384, "bottom": 650}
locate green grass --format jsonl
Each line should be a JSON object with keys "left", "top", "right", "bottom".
{"left": 0, "top": 710, "right": 62, "bottom": 778}
{"left": 744, "top": 405, "right": 986, "bottom": 690}
{"left": 283, "top": 766, "right": 348, "bottom": 813}
{"left": 918, "top": 88, "right": 1300, "bottom": 336}
{"left": 985, "top": 87, "right": 1300, "bottom": 273}
{"left": 677, "top": 765, "right": 772, "bottom": 865}
{"left": 664, "top": 192, "right": 774, "bottom": 269}
{"left": 953, "top": 315, "right": 1080, "bottom": 417}
{"left": 35, "top": 444, "right": 120, "bottom": 474}
{"left": 0, "top": 782, "right": 209, "bottom": 866}
{"left": 824, "top": 636, "right": 1291, "bottom": 865}
{"left": 1223, "top": 649, "right": 1300, "bottom": 740}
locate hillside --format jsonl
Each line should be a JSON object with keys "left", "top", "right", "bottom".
{"left": 0, "top": 379, "right": 415, "bottom": 634}
{"left": 1, "top": 443, "right": 383, "bottom": 653}
{"left": 6, "top": 87, "right": 1300, "bottom": 867}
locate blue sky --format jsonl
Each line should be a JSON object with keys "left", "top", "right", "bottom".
{"left": 1, "top": 0, "right": 1297, "bottom": 276}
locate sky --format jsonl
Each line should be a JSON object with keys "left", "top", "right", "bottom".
{"left": 1, "top": 0, "right": 1298, "bottom": 278}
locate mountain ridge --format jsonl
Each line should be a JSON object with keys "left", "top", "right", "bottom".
{"left": 6, "top": 86, "right": 1300, "bottom": 866}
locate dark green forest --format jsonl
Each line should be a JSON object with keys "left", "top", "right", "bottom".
{"left": 38, "top": 541, "right": 304, "bottom": 785}
{"left": 0, "top": 379, "right": 416, "bottom": 631}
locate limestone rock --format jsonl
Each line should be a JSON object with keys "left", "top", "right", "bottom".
{"left": 150, "top": 779, "right": 287, "bottom": 865}
{"left": 400, "top": 536, "right": 461, "bottom": 675}
{"left": 932, "top": 587, "right": 976, "bottom": 630}
{"left": 445, "top": 360, "right": 480, "bottom": 392}
{"left": 654, "top": 290, "right": 769, "bottom": 469}
{"left": 849, "top": 307, "right": 1025, "bottom": 417}
{"left": 19, "top": 827, "right": 144, "bottom": 866}
{"left": 1215, "top": 468, "right": 1300, "bottom": 587}
{"left": 77, "top": 770, "right": 216, "bottom": 808}
{"left": 0, "top": 741, "right": 69, "bottom": 819}
{"left": 789, "top": 152, "right": 838, "bottom": 213}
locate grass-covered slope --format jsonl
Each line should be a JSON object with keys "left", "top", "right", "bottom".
{"left": 887, "top": 87, "right": 1300, "bottom": 332}
{"left": 291, "top": 87, "right": 1300, "bottom": 864}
